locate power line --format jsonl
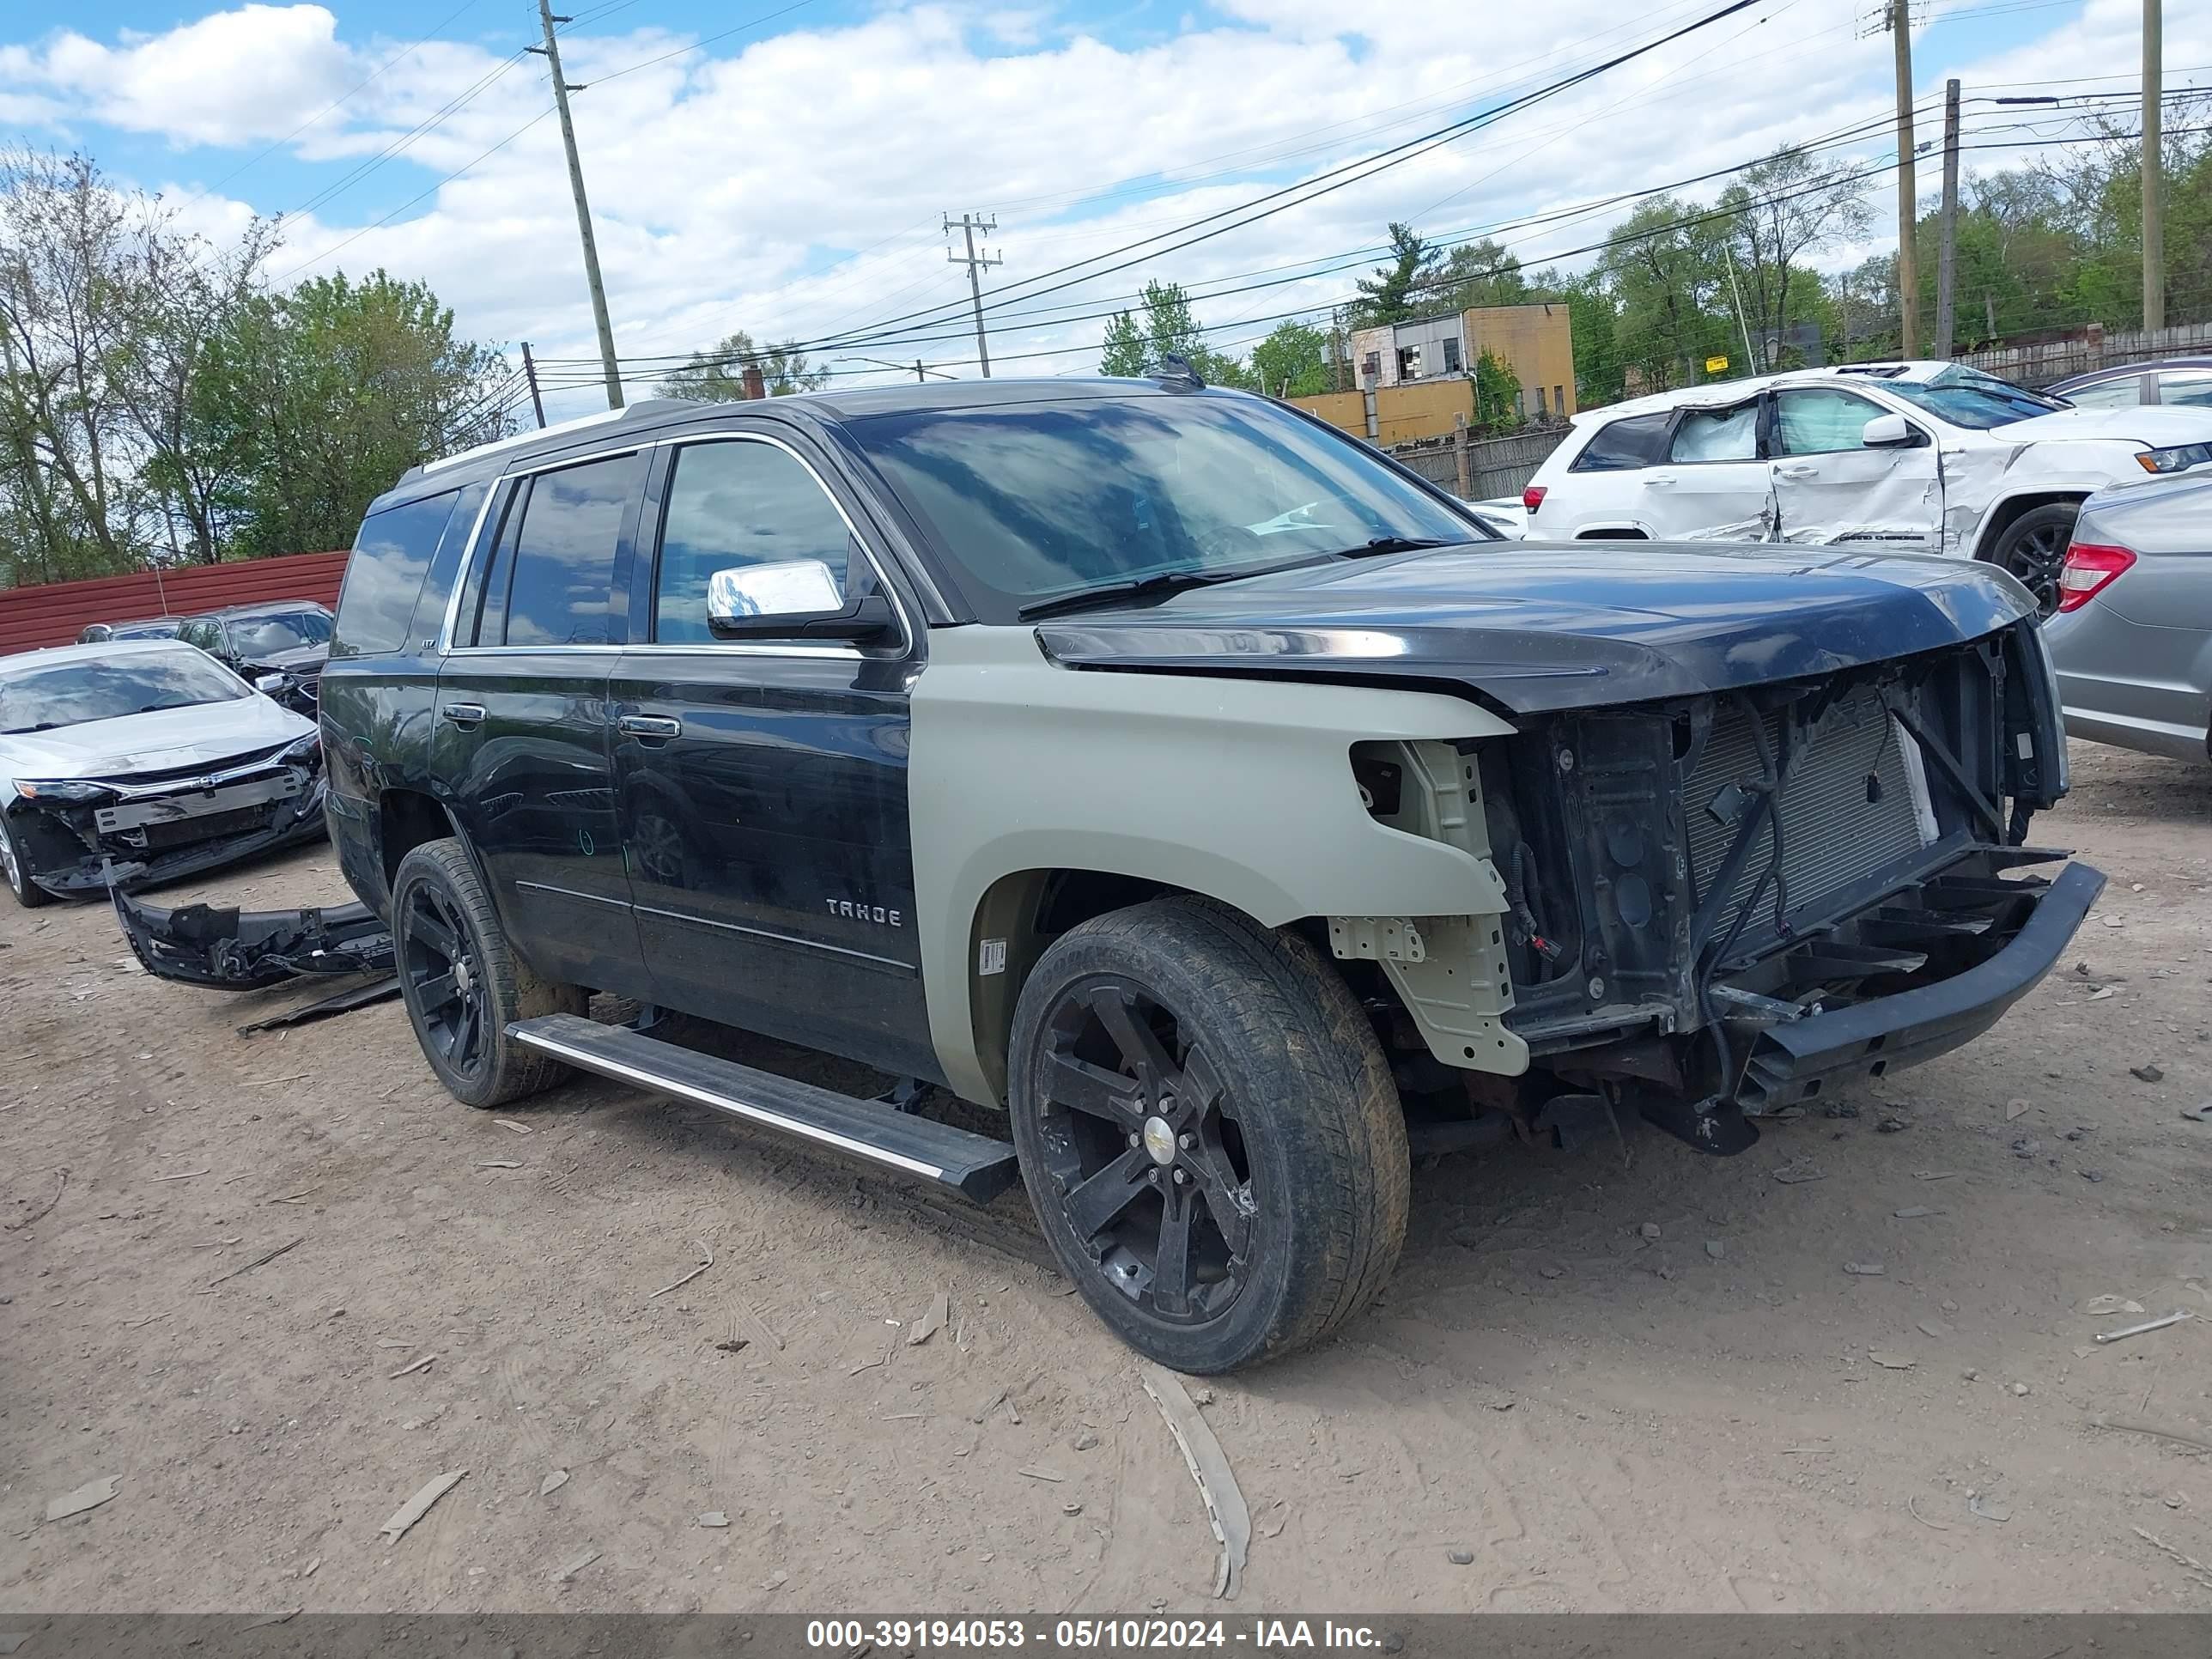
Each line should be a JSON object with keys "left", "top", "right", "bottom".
{"left": 553, "top": 88, "right": 2123, "bottom": 372}
{"left": 747, "top": 0, "right": 1776, "bottom": 362}
{"left": 533, "top": 120, "right": 2212, "bottom": 391}
{"left": 270, "top": 108, "right": 554, "bottom": 282}
{"left": 179, "top": 0, "right": 491, "bottom": 210}
{"left": 267, "top": 0, "right": 824, "bottom": 284}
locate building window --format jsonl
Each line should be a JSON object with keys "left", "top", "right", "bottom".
{"left": 1441, "top": 338, "right": 1462, "bottom": 374}
{"left": 1535, "top": 386, "right": 1548, "bottom": 419}
{"left": 1554, "top": 384, "right": 1566, "bottom": 416}
{"left": 1397, "top": 346, "right": 1421, "bottom": 381}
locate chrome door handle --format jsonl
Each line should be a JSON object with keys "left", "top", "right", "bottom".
{"left": 1644, "top": 472, "right": 1677, "bottom": 487}
{"left": 441, "top": 703, "right": 486, "bottom": 725}
{"left": 617, "top": 714, "right": 684, "bottom": 739}
{"left": 1776, "top": 464, "right": 1820, "bottom": 479}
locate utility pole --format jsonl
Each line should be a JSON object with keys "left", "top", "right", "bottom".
{"left": 532, "top": 0, "right": 623, "bottom": 409}
{"left": 521, "top": 342, "right": 547, "bottom": 428}
{"left": 1723, "top": 236, "right": 1759, "bottom": 373}
{"left": 1890, "top": 0, "right": 1920, "bottom": 356}
{"left": 1935, "top": 77, "right": 1961, "bottom": 358}
{"left": 843, "top": 356, "right": 952, "bottom": 383}
{"left": 944, "top": 213, "right": 1002, "bottom": 378}
{"left": 2144, "top": 0, "right": 2165, "bottom": 331}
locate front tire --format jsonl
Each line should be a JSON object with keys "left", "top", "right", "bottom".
{"left": 1008, "top": 896, "right": 1409, "bottom": 1372}
{"left": 1986, "top": 502, "right": 2078, "bottom": 616}
{"left": 0, "top": 816, "right": 55, "bottom": 908}
{"left": 391, "top": 838, "right": 585, "bottom": 1109}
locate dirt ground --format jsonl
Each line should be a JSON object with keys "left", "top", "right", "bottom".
{"left": 3, "top": 739, "right": 2209, "bottom": 1616}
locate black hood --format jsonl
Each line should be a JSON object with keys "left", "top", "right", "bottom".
{"left": 1032, "top": 541, "right": 2040, "bottom": 714}
{"left": 242, "top": 642, "right": 330, "bottom": 676}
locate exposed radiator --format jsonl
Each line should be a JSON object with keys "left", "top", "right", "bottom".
{"left": 1684, "top": 689, "right": 1930, "bottom": 945}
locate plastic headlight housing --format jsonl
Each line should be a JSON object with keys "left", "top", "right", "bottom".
{"left": 279, "top": 732, "right": 323, "bottom": 768}
{"left": 14, "top": 779, "right": 118, "bottom": 805}
{"left": 2134, "top": 442, "right": 2212, "bottom": 475}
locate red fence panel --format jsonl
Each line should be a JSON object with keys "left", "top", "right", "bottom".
{"left": 0, "top": 552, "right": 351, "bottom": 657}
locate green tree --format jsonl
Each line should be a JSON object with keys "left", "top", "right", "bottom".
{"left": 1248, "top": 320, "right": 1330, "bottom": 397}
{"left": 657, "top": 330, "right": 829, "bottom": 399}
{"left": 1097, "top": 281, "right": 1250, "bottom": 384}
{"left": 1595, "top": 195, "right": 1736, "bottom": 392}
{"left": 1100, "top": 308, "right": 1148, "bottom": 377}
{"left": 1472, "top": 349, "right": 1522, "bottom": 431}
{"left": 1350, "top": 222, "right": 1437, "bottom": 326}
{"left": 191, "top": 270, "right": 510, "bottom": 560}
{"left": 1718, "top": 146, "right": 1873, "bottom": 369}
{"left": 1426, "top": 238, "right": 1531, "bottom": 317}
{"left": 0, "top": 147, "right": 143, "bottom": 582}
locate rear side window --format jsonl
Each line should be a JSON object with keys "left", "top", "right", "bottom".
{"left": 496, "top": 453, "right": 643, "bottom": 647}
{"left": 2156, "top": 368, "right": 2212, "bottom": 407}
{"left": 1570, "top": 411, "right": 1671, "bottom": 471}
{"left": 334, "top": 492, "right": 461, "bottom": 658}
{"left": 2061, "top": 374, "right": 2146, "bottom": 411}
{"left": 404, "top": 482, "right": 488, "bottom": 652}
{"left": 1669, "top": 403, "right": 1758, "bottom": 462}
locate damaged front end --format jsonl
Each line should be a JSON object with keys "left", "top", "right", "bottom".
{"left": 4, "top": 734, "right": 330, "bottom": 898}
{"left": 113, "top": 889, "right": 392, "bottom": 988}
{"left": 1464, "top": 617, "right": 2100, "bottom": 1152}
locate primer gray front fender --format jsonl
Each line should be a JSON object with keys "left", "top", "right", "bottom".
{"left": 909, "top": 625, "right": 1516, "bottom": 1105}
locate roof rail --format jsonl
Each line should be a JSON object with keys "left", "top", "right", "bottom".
{"left": 415, "top": 398, "right": 684, "bottom": 478}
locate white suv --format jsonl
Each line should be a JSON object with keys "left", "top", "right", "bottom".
{"left": 1519, "top": 361, "right": 2212, "bottom": 609}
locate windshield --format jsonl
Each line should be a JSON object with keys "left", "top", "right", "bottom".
{"left": 0, "top": 647, "right": 249, "bottom": 734}
{"left": 847, "top": 394, "right": 1484, "bottom": 616}
{"left": 109, "top": 619, "right": 182, "bottom": 641}
{"left": 1882, "top": 365, "right": 2067, "bottom": 429}
{"left": 226, "top": 609, "right": 331, "bottom": 657}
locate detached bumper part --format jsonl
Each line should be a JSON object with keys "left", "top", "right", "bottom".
{"left": 114, "top": 889, "right": 393, "bottom": 988}
{"left": 1733, "top": 860, "right": 2106, "bottom": 1113}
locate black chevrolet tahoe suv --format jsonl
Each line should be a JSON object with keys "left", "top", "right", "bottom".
{"left": 292, "top": 378, "right": 2097, "bottom": 1371}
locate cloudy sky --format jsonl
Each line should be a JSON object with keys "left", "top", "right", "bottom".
{"left": 3, "top": 0, "right": 2205, "bottom": 421}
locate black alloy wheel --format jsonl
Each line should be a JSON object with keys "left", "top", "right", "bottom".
{"left": 389, "top": 838, "right": 584, "bottom": 1109}
{"left": 1008, "top": 896, "right": 1409, "bottom": 1372}
{"left": 1990, "top": 503, "right": 2079, "bottom": 617}
{"left": 403, "top": 878, "right": 489, "bottom": 1081}
{"left": 1032, "top": 975, "right": 1257, "bottom": 1323}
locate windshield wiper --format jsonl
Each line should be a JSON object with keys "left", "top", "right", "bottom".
{"left": 1329, "top": 535, "right": 1459, "bottom": 558}
{"left": 1018, "top": 566, "right": 1270, "bottom": 621}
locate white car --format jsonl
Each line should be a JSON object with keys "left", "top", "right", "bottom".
{"left": 1518, "top": 361, "right": 2212, "bottom": 609}
{"left": 0, "top": 639, "right": 326, "bottom": 907}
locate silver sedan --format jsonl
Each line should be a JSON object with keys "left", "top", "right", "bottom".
{"left": 2044, "top": 468, "right": 2212, "bottom": 763}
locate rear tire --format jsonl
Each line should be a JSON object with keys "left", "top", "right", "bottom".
{"left": 1985, "top": 502, "right": 2078, "bottom": 616}
{"left": 1008, "top": 896, "right": 1409, "bottom": 1372}
{"left": 391, "top": 838, "right": 585, "bottom": 1109}
{"left": 0, "top": 816, "right": 54, "bottom": 908}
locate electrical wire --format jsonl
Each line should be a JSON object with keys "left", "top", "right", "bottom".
{"left": 546, "top": 97, "right": 2174, "bottom": 379}
{"left": 531, "top": 119, "right": 2212, "bottom": 389}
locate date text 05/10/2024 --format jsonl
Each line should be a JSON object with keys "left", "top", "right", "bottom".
{"left": 804, "top": 1620, "right": 1392, "bottom": 1650}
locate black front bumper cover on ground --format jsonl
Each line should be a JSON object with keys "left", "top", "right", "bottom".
{"left": 1731, "top": 859, "right": 2106, "bottom": 1110}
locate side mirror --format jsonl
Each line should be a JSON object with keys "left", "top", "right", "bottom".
{"left": 254, "top": 672, "right": 288, "bottom": 694}
{"left": 1862, "top": 413, "right": 1918, "bottom": 448}
{"left": 707, "top": 558, "right": 895, "bottom": 642}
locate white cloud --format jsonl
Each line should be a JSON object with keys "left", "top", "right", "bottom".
{"left": 5, "top": 5, "right": 355, "bottom": 147}
{"left": 3, "top": 0, "right": 2187, "bottom": 418}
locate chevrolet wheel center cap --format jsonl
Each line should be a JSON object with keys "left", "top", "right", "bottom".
{"left": 1142, "top": 1115, "right": 1176, "bottom": 1166}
